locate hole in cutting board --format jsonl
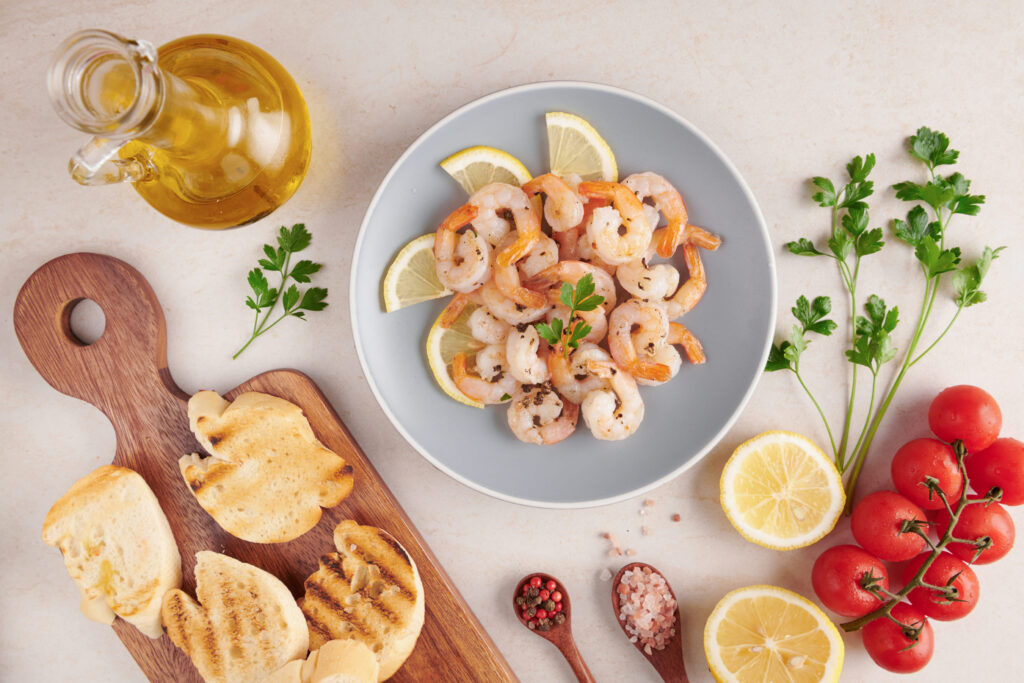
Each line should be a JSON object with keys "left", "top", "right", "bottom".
{"left": 68, "top": 298, "right": 105, "bottom": 345}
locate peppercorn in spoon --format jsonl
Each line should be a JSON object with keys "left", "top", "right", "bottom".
{"left": 611, "top": 562, "right": 688, "bottom": 682}
{"left": 513, "top": 572, "right": 595, "bottom": 683}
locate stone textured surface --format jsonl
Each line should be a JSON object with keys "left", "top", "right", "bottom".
{"left": 2, "top": 2, "right": 1022, "bottom": 681}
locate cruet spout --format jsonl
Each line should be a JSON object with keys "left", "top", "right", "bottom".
{"left": 48, "top": 29, "right": 162, "bottom": 186}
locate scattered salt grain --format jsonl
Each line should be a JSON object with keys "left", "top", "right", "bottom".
{"left": 671, "top": 513, "right": 681, "bottom": 522}
{"left": 599, "top": 568, "right": 613, "bottom": 581}
{"left": 641, "top": 525, "right": 652, "bottom": 536}
{"left": 644, "top": 499, "right": 656, "bottom": 507}
{"left": 625, "top": 548, "right": 638, "bottom": 557}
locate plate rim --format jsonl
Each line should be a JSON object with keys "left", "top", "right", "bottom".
{"left": 349, "top": 79, "right": 777, "bottom": 508}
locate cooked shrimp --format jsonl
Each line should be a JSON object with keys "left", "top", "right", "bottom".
{"left": 631, "top": 325, "right": 682, "bottom": 387}
{"left": 465, "top": 183, "right": 540, "bottom": 268}
{"left": 433, "top": 204, "right": 492, "bottom": 292}
{"left": 574, "top": 230, "right": 619, "bottom": 276}
{"left": 507, "top": 382, "right": 578, "bottom": 445}
{"left": 623, "top": 172, "right": 692, "bottom": 258}
{"left": 522, "top": 173, "right": 585, "bottom": 233}
{"left": 438, "top": 288, "right": 482, "bottom": 328}
{"left": 480, "top": 280, "right": 551, "bottom": 325}
{"left": 607, "top": 299, "right": 671, "bottom": 382}
{"left": 524, "top": 260, "right": 618, "bottom": 311}
{"left": 452, "top": 347, "right": 518, "bottom": 404}
{"left": 617, "top": 248, "right": 680, "bottom": 301}
{"left": 664, "top": 244, "right": 707, "bottom": 319}
{"left": 667, "top": 321, "right": 707, "bottom": 364}
{"left": 578, "top": 181, "right": 652, "bottom": 265}
{"left": 468, "top": 305, "right": 511, "bottom": 344}
{"left": 653, "top": 223, "right": 722, "bottom": 254}
{"left": 547, "top": 303, "right": 607, "bottom": 345}
{"left": 494, "top": 256, "right": 548, "bottom": 309}
{"left": 548, "top": 342, "right": 611, "bottom": 404}
{"left": 582, "top": 360, "right": 645, "bottom": 441}
{"left": 518, "top": 234, "right": 559, "bottom": 278}
{"left": 506, "top": 323, "right": 551, "bottom": 384}
{"left": 466, "top": 182, "right": 538, "bottom": 250}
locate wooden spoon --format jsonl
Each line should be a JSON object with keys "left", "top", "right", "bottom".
{"left": 611, "top": 562, "right": 689, "bottom": 682}
{"left": 513, "top": 573, "right": 595, "bottom": 683}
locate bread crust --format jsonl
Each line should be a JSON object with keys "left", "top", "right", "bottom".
{"left": 41, "top": 465, "right": 182, "bottom": 638}
{"left": 162, "top": 551, "right": 309, "bottom": 683}
{"left": 181, "top": 391, "right": 355, "bottom": 543}
{"left": 299, "top": 521, "right": 425, "bottom": 681}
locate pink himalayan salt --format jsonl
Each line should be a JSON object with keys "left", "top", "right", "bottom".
{"left": 616, "top": 567, "right": 677, "bottom": 653}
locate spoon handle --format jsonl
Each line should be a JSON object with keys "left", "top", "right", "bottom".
{"left": 557, "top": 638, "right": 596, "bottom": 683}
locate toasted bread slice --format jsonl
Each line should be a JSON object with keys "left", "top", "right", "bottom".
{"left": 41, "top": 465, "right": 181, "bottom": 638}
{"left": 263, "top": 639, "right": 379, "bottom": 683}
{"left": 162, "top": 551, "right": 309, "bottom": 683}
{"left": 300, "top": 521, "right": 425, "bottom": 681}
{"left": 181, "top": 391, "right": 354, "bottom": 543}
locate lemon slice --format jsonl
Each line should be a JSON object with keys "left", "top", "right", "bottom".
{"left": 545, "top": 111, "right": 617, "bottom": 182}
{"left": 440, "top": 146, "right": 532, "bottom": 195}
{"left": 704, "top": 585, "right": 844, "bottom": 683}
{"left": 425, "top": 302, "right": 486, "bottom": 408}
{"left": 720, "top": 431, "right": 844, "bottom": 550}
{"left": 381, "top": 233, "right": 452, "bottom": 312}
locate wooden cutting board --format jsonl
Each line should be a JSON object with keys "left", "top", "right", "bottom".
{"left": 14, "top": 252, "right": 517, "bottom": 683}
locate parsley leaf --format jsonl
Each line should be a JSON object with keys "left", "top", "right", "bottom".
{"left": 793, "top": 295, "right": 837, "bottom": 336}
{"left": 954, "top": 246, "right": 1005, "bottom": 307}
{"left": 846, "top": 295, "right": 899, "bottom": 372}
{"left": 538, "top": 273, "right": 605, "bottom": 357}
{"left": 811, "top": 177, "right": 836, "bottom": 207}
{"left": 892, "top": 206, "right": 941, "bottom": 248}
{"left": 786, "top": 238, "right": 825, "bottom": 256}
{"left": 234, "top": 224, "right": 329, "bottom": 359}
{"left": 915, "top": 237, "right": 961, "bottom": 277}
{"left": 909, "top": 127, "right": 959, "bottom": 169}
{"left": 765, "top": 342, "right": 794, "bottom": 372}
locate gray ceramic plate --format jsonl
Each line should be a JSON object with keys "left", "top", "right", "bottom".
{"left": 350, "top": 81, "right": 775, "bottom": 508}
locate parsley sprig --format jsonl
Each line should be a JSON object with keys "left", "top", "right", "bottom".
{"left": 766, "top": 128, "right": 1005, "bottom": 509}
{"left": 535, "top": 273, "right": 605, "bottom": 357}
{"left": 233, "top": 224, "right": 329, "bottom": 359}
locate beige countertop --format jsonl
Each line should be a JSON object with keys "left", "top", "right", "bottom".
{"left": 2, "top": 1, "right": 1023, "bottom": 681}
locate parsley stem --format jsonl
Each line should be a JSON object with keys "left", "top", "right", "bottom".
{"left": 910, "top": 305, "right": 963, "bottom": 367}
{"left": 794, "top": 362, "right": 837, "bottom": 456}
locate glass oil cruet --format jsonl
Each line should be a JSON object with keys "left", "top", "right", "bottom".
{"left": 48, "top": 29, "right": 312, "bottom": 229}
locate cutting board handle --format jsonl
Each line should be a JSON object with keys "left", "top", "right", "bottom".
{"left": 13, "top": 253, "right": 186, "bottom": 418}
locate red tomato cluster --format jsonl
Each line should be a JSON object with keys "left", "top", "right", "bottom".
{"left": 811, "top": 385, "right": 1022, "bottom": 674}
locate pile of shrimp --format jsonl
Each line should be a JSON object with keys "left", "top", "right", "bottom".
{"left": 433, "top": 172, "right": 721, "bottom": 444}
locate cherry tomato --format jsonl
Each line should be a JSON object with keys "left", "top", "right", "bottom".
{"left": 902, "top": 552, "right": 979, "bottom": 621}
{"left": 967, "top": 437, "right": 1024, "bottom": 505}
{"left": 545, "top": 580, "right": 557, "bottom": 591}
{"left": 811, "top": 545, "right": 890, "bottom": 617}
{"left": 934, "top": 499, "right": 1015, "bottom": 564}
{"left": 529, "top": 576, "right": 542, "bottom": 588}
{"left": 851, "top": 491, "right": 928, "bottom": 562}
{"left": 861, "top": 602, "right": 934, "bottom": 674}
{"left": 551, "top": 591, "right": 562, "bottom": 602}
{"left": 891, "top": 438, "right": 963, "bottom": 510}
{"left": 928, "top": 385, "right": 1001, "bottom": 452}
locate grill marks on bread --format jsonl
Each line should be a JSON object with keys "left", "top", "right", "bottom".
{"left": 180, "top": 391, "right": 354, "bottom": 543}
{"left": 299, "top": 521, "right": 425, "bottom": 680}
{"left": 161, "top": 551, "right": 308, "bottom": 683}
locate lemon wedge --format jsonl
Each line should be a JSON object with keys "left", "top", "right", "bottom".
{"left": 425, "top": 302, "right": 486, "bottom": 409}
{"left": 545, "top": 111, "right": 617, "bottom": 182}
{"left": 440, "top": 146, "right": 532, "bottom": 195}
{"left": 719, "top": 431, "right": 844, "bottom": 550}
{"left": 381, "top": 233, "right": 452, "bottom": 312}
{"left": 704, "top": 585, "right": 844, "bottom": 683}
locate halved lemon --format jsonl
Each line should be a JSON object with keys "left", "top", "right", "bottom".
{"left": 704, "top": 585, "right": 844, "bottom": 683}
{"left": 425, "top": 302, "right": 486, "bottom": 409}
{"left": 545, "top": 111, "right": 617, "bottom": 182}
{"left": 440, "top": 146, "right": 532, "bottom": 195}
{"left": 382, "top": 233, "right": 452, "bottom": 312}
{"left": 720, "top": 431, "right": 844, "bottom": 550}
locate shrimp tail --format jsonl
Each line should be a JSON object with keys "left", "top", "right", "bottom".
{"left": 440, "top": 203, "right": 478, "bottom": 232}
{"left": 686, "top": 224, "right": 722, "bottom": 251}
{"left": 668, "top": 322, "right": 707, "bottom": 364}
{"left": 439, "top": 292, "right": 471, "bottom": 328}
{"left": 495, "top": 236, "right": 538, "bottom": 268}
{"left": 630, "top": 359, "right": 672, "bottom": 382}
{"left": 657, "top": 218, "right": 684, "bottom": 258}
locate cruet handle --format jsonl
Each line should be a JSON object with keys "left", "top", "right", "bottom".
{"left": 69, "top": 136, "right": 153, "bottom": 186}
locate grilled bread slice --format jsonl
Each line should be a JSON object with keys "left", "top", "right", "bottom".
{"left": 263, "top": 639, "right": 380, "bottom": 683}
{"left": 41, "top": 465, "right": 181, "bottom": 638}
{"left": 181, "top": 390, "right": 354, "bottom": 543}
{"left": 300, "top": 521, "right": 425, "bottom": 681}
{"left": 162, "top": 551, "right": 309, "bottom": 683}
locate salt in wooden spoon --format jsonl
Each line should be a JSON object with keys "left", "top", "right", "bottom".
{"left": 513, "top": 572, "right": 595, "bottom": 683}
{"left": 611, "top": 562, "right": 688, "bottom": 683}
